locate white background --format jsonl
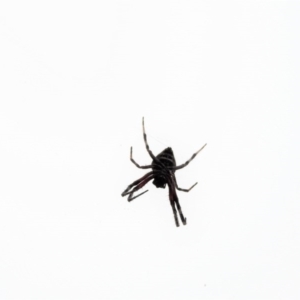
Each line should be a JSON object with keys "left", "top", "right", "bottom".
{"left": 0, "top": 0, "right": 299, "bottom": 299}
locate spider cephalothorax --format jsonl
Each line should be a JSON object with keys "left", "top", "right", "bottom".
{"left": 121, "top": 118, "right": 206, "bottom": 227}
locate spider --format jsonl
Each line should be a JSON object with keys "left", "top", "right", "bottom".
{"left": 121, "top": 118, "right": 207, "bottom": 227}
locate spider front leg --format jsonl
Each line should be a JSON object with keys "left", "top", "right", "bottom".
{"left": 167, "top": 179, "right": 186, "bottom": 227}
{"left": 174, "top": 197, "right": 187, "bottom": 225}
{"left": 130, "top": 147, "right": 152, "bottom": 169}
{"left": 121, "top": 171, "right": 154, "bottom": 201}
{"left": 170, "top": 199, "right": 179, "bottom": 227}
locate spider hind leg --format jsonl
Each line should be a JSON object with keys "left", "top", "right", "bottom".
{"left": 142, "top": 117, "right": 157, "bottom": 161}
{"left": 173, "top": 143, "right": 207, "bottom": 171}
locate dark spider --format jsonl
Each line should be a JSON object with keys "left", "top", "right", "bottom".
{"left": 121, "top": 118, "right": 207, "bottom": 227}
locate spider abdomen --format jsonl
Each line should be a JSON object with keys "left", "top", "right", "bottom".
{"left": 152, "top": 147, "right": 176, "bottom": 169}
{"left": 152, "top": 147, "right": 176, "bottom": 188}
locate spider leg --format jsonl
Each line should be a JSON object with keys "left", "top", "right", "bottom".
{"left": 172, "top": 143, "right": 207, "bottom": 171}
{"left": 167, "top": 180, "right": 181, "bottom": 227}
{"left": 142, "top": 117, "right": 158, "bottom": 161}
{"left": 168, "top": 178, "right": 187, "bottom": 226}
{"left": 130, "top": 147, "right": 152, "bottom": 169}
{"left": 170, "top": 197, "right": 180, "bottom": 227}
{"left": 121, "top": 171, "right": 154, "bottom": 201}
{"left": 174, "top": 197, "right": 187, "bottom": 225}
{"left": 172, "top": 173, "right": 198, "bottom": 192}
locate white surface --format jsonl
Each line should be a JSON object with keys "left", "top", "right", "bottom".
{"left": 0, "top": 1, "right": 299, "bottom": 299}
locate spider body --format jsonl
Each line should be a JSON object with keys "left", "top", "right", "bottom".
{"left": 121, "top": 118, "right": 206, "bottom": 227}
{"left": 152, "top": 147, "right": 176, "bottom": 189}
